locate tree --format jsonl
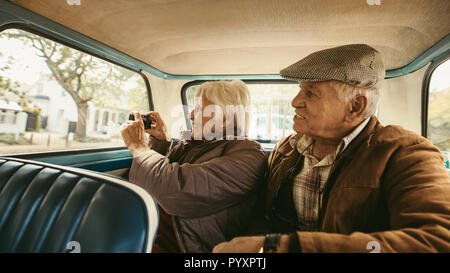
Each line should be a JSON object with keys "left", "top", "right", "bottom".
{"left": 0, "top": 75, "right": 20, "bottom": 98}
{"left": 0, "top": 53, "right": 24, "bottom": 101}
{"left": 1, "top": 29, "right": 137, "bottom": 136}
{"left": 126, "top": 78, "right": 150, "bottom": 112}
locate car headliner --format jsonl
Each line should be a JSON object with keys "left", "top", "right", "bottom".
{"left": 11, "top": 0, "right": 450, "bottom": 76}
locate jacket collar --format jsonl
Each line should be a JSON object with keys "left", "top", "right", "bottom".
{"left": 275, "top": 134, "right": 301, "bottom": 157}
{"left": 338, "top": 116, "right": 383, "bottom": 159}
{"left": 278, "top": 116, "right": 382, "bottom": 159}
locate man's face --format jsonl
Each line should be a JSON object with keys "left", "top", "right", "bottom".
{"left": 291, "top": 81, "right": 348, "bottom": 140}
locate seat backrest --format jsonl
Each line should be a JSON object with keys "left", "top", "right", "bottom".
{"left": 0, "top": 157, "right": 158, "bottom": 253}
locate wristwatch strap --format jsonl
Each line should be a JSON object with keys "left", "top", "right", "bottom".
{"left": 262, "top": 233, "right": 282, "bottom": 253}
{"left": 288, "top": 232, "right": 302, "bottom": 253}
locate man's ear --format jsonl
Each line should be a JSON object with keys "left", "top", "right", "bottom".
{"left": 346, "top": 95, "right": 368, "bottom": 122}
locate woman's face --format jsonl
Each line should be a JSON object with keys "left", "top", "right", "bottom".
{"left": 189, "top": 95, "right": 225, "bottom": 140}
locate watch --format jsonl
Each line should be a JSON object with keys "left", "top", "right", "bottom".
{"left": 259, "top": 233, "right": 282, "bottom": 253}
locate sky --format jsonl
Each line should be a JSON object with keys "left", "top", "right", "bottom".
{"left": 0, "top": 37, "right": 50, "bottom": 85}
{"left": 429, "top": 60, "right": 450, "bottom": 93}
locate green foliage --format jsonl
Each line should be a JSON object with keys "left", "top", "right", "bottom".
{"left": 0, "top": 76, "right": 20, "bottom": 96}
{"left": 126, "top": 79, "right": 150, "bottom": 112}
{"left": 36, "top": 115, "right": 41, "bottom": 131}
{"left": 0, "top": 133, "right": 28, "bottom": 145}
{"left": 428, "top": 87, "right": 450, "bottom": 151}
{"left": 0, "top": 52, "right": 25, "bottom": 101}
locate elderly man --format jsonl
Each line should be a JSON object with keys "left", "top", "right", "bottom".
{"left": 213, "top": 44, "right": 450, "bottom": 253}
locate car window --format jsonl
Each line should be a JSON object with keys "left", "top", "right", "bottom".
{"left": 184, "top": 82, "right": 299, "bottom": 149}
{"left": 426, "top": 59, "right": 450, "bottom": 171}
{"left": 0, "top": 29, "right": 149, "bottom": 155}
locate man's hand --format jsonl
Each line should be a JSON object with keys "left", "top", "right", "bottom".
{"left": 121, "top": 111, "right": 150, "bottom": 156}
{"left": 213, "top": 236, "right": 265, "bottom": 253}
{"left": 213, "top": 235, "right": 293, "bottom": 253}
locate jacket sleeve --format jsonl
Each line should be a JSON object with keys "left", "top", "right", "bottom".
{"left": 243, "top": 141, "right": 285, "bottom": 236}
{"left": 295, "top": 139, "right": 450, "bottom": 253}
{"left": 148, "top": 135, "right": 172, "bottom": 155}
{"left": 129, "top": 141, "right": 267, "bottom": 218}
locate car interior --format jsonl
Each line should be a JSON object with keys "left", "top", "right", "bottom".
{"left": 0, "top": 0, "right": 449, "bottom": 253}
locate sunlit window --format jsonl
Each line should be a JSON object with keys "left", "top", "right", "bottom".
{"left": 427, "top": 59, "right": 450, "bottom": 171}
{"left": 184, "top": 81, "right": 298, "bottom": 149}
{"left": 0, "top": 29, "right": 149, "bottom": 154}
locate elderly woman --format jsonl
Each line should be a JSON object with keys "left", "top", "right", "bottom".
{"left": 121, "top": 79, "right": 267, "bottom": 253}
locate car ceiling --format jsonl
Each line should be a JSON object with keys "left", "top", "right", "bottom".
{"left": 12, "top": 0, "right": 450, "bottom": 76}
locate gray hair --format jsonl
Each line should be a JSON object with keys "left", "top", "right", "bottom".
{"left": 329, "top": 81, "right": 380, "bottom": 118}
{"left": 195, "top": 79, "right": 251, "bottom": 135}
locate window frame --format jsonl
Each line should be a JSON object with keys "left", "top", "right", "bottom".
{"left": 180, "top": 79, "right": 299, "bottom": 142}
{"left": 0, "top": 25, "right": 154, "bottom": 156}
{"left": 421, "top": 51, "right": 450, "bottom": 138}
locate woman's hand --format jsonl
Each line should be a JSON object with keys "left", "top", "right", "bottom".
{"left": 145, "top": 111, "right": 171, "bottom": 142}
{"left": 121, "top": 112, "right": 150, "bottom": 156}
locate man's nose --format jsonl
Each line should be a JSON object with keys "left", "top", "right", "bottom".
{"left": 291, "top": 90, "right": 305, "bottom": 108}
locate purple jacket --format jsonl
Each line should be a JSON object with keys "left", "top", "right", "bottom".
{"left": 129, "top": 136, "right": 267, "bottom": 252}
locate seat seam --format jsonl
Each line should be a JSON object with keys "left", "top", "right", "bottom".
{"left": 13, "top": 170, "right": 63, "bottom": 252}
{"left": 0, "top": 163, "right": 25, "bottom": 195}
{"left": 0, "top": 166, "right": 43, "bottom": 235}
{"left": 68, "top": 183, "right": 104, "bottom": 252}
{"left": 33, "top": 175, "right": 83, "bottom": 253}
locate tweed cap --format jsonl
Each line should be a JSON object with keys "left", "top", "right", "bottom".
{"left": 280, "top": 44, "right": 385, "bottom": 88}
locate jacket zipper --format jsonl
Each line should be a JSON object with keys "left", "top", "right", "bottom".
{"left": 267, "top": 156, "right": 303, "bottom": 225}
{"left": 318, "top": 156, "right": 351, "bottom": 227}
{"left": 271, "top": 166, "right": 296, "bottom": 203}
{"left": 168, "top": 140, "right": 230, "bottom": 253}
{"left": 172, "top": 215, "right": 187, "bottom": 253}
{"left": 271, "top": 154, "right": 303, "bottom": 203}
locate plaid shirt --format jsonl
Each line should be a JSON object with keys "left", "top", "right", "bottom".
{"left": 289, "top": 117, "right": 370, "bottom": 231}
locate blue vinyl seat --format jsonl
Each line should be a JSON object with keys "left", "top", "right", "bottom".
{"left": 0, "top": 157, "right": 159, "bottom": 253}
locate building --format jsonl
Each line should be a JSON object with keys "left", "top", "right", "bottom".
{"left": 0, "top": 99, "right": 27, "bottom": 137}
{"left": 26, "top": 80, "right": 129, "bottom": 136}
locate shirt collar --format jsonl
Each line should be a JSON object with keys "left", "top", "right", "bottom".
{"left": 289, "top": 117, "right": 371, "bottom": 157}
{"left": 336, "top": 117, "right": 371, "bottom": 156}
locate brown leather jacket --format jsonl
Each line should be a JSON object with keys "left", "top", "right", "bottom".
{"left": 129, "top": 136, "right": 267, "bottom": 252}
{"left": 264, "top": 116, "right": 450, "bottom": 252}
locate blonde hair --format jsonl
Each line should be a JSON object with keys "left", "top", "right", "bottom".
{"left": 195, "top": 79, "right": 251, "bottom": 136}
{"left": 329, "top": 80, "right": 380, "bottom": 118}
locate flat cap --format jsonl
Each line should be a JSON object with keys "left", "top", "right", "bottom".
{"left": 280, "top": 44, "right": 385, "bottom": 88}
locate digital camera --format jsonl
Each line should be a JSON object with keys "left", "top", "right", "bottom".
{"left": 129, "top": 113, "right": 153, "bottom": 130}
